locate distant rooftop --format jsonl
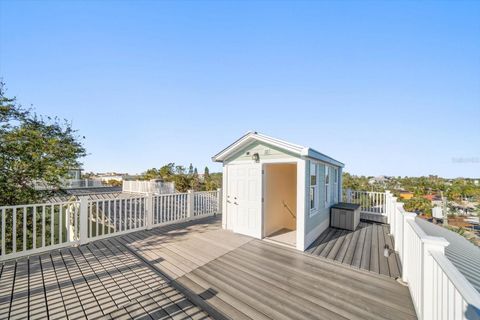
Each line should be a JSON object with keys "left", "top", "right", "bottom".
{"left": 416, "top": 218, "right": 480, "bottom": 293}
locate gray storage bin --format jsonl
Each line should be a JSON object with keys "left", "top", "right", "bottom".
{"left": 330, "top": 203, "right": 360, "bottom": 231}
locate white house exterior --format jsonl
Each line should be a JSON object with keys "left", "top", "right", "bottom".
{"left": 212, "top": 131, "right": 344, "bottom": 251}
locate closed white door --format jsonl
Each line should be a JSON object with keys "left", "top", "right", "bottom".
{"left": 227, "top": 164, "right": 262, "bottom": 238}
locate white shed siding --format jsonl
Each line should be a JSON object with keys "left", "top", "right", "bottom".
{"left": 225, "top": 141, "right": 298, "bottom": 164}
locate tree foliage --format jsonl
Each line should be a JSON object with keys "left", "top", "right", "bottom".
{"left": 0, "top": 83, "right": 86, "bottom": 205}
{"left": 403, "top": 197, "right": 433, "bottom": 215}
{"left": 343, "top": 172, "right": 480, "bottom": 203}
{"left": 141, "top": 163, "right": 221, "bottom": 192}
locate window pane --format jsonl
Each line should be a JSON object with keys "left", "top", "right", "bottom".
{"left": 310, "top": 187, "right": 315, "bottom": 209}
{"left": 325, "top": 166, "right": 329, "bottom": 185}
{"left": 310, "top": 163, "right": 317, "bottom": 186}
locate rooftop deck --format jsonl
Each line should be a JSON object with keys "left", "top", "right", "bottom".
{"left": 307, "top": 221, "right": 402, "bottom": 279}
{"left": 0, "top": 216, "right": 416, "bottom": 320}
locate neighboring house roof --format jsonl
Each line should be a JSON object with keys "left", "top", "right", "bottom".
{"left": 212, "top": 131, "right": 344, "bottom": 167}
{"left": 415, "top": 217, "right": 480, "bottom": 293}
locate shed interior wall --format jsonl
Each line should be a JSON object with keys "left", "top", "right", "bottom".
{"left": 264, "top": 163, "right": 297, "bottom": 237}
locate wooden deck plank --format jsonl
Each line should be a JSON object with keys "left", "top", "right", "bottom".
{"left": 360, "top": 223, "right": 373, "bottom": 270}
{"left": 9, "top": 258, "right": 29, "bottom": 320}
{"left": 1, "top": 215, "right": 416, "bottom": 320}
{"left": 319, "top": 229, "right": 344, "bottom": 257}
{"left": 247, "top": 241, "right": 414, "bottom": 304}
{"left": 326, "top": 230, "right": 348, "bottom": 260}
{"left": 125, "top": 232, "right": 200, "bottom": 275}
{"left": 377, "top": 224, "right": 390, "bottom": 277}
{"left": 0, "top": 261, "right": 15, "bottom": 318}
{"left": 59, "top": 249, "right": 104, "bottom": 319}
{"left": 224, "top": 248, "right": 379, "bottom": 319}
{"left": 369, "top": 224, "right": 380, "bottom": 274}
{"left": 79, "top": 245, "right": 128, "bottom": 313}
{"left": 35, "top": 255, "right": 66, "bottom": 320}
{"left": 334, "top": 230, "right": 353, "bottom": 262}
{"left": 343, "top": 225, "right": 361, "bottom": 265}
{"left": 306, "top": 220, "right": 406, "bottom": 280}
{"left": 198, "top": 260, "right": 325, "bottom": 320}
{"left": 351, "top": 224, "right": 367, "bottom": 268}
{"left": 134, "top": 289, "right": 172, "bottom": 320}
{"left": 181, "top": 270, "right": 270, "bottom": 320}
{"left": 383, "top": 225, "right": 402, "bottom": 279}
{"left": 310, "top": 228, "right": 336, "bottom": 255}
{"left": 27, "top": 256, "right": 50, "bottom": 320}
{"left": 98, "top": 237, "right": 164, "bottom": 291}
{"left": 49, "top": 251, "right": 85, "bottom": 320}
{"left": 227, "top": 245, "right": 414, "bottom": 320}
{"left": 68, "top": 247, "right": 117, "bottom": 316}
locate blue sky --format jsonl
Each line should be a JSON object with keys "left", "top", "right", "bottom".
{"left": 1, "top": 1, "right": 479, "bottom": 177}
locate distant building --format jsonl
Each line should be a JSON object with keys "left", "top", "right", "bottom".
{"left": 399, "top": 191, "right": 414, "bottom": 200}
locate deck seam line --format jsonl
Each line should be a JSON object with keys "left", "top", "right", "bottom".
{"left": 118, "top": 229, "right": 252, "bottom": 320}
{"left": 48, "top": 254, "right": 69, "bottom": 318}
{"left": 37, "top": 256, "right": 50, "bottom": 320}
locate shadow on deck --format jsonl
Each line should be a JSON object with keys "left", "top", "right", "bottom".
{"left": 306, "top": 221, "right": 402, "bottom": 279}
{"left": 0, "top": 215, "right": 415, "bottom": 320}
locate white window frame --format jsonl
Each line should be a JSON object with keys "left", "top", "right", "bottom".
{"left": 334, "top": 168, "right": 338, "bottom": 203}
{"left": 325, "top": 166, "right": 330, "bottom": 206}
{"left": 309, "top": 162, "right": 318, "bottom": 214}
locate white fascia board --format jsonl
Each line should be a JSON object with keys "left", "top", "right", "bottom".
{"left": 212, "top": 132, "right": 304, "bottom": 162}
{"left": 303, "top": 148, "right": 345, "bottom": 168}
{"left": 212, "top": 132, "right": 344, "bottom": 168}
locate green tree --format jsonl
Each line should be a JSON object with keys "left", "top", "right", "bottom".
{"left": 0, "top": 83, "right": 86, "bottom": 205}
{"left": 404, "top": 197, "right": 433, "bottom": 215}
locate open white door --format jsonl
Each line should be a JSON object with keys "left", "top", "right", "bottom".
{"left": 226, "top": 163, "right": 262, "bottom": 238}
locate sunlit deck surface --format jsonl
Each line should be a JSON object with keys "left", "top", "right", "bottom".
{"left": 0, "top": 216, "right": 416, "bottom": 320}
{"left": 306, "top": 221, "right": 402, "bottom": 279}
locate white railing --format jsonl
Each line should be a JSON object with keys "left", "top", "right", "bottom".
{"left": 152, "top": 193, "right": 189, "bottom": 225}
{"left": 122, "top": 180, "right": 175, "bottom": 195}
{"left": 34, "top": 179, "right": 105, "bottom": 190}
{"left": 0, "top": 201, "right": 81, "bottom": 260}
{"left": 345, "top": 189, "right": 386, "bottom": 215}
{"left": 381, "top": 190, "right": 480, "bottom": 320}
{"left": 194, "top": 191, "right": 219, "bottom": 217}
{"left": 85, "top": 195, "right": 147, "bottom": 241}
{"left": 0, "top": 189, "right": 221, "bottom": 261}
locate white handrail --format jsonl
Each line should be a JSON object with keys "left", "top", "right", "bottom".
{"left": 378, "top": 189, "right": 480, "bottom": 320}
{"left": 122, "top": 180, "right": 175, "bottom": 194}
{"left": 345, "top": 189, "right": 387, "bottom": 215}
{"left": 0, "top": 189, "right": 221, "bottom": 261}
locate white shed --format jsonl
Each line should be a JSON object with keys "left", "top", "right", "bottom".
{"left": 212, "top": 131, "right": 344, "bottom": 251}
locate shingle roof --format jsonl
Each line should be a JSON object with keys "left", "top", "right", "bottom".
{"left": 415, "top": 217, "right": 480, "bottom": 293}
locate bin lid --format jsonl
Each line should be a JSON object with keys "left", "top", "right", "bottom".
{"left": 331, "top": 202, "right": 360, "bottom": 210}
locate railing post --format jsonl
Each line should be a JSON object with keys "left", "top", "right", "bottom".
{"left": 79, "top": 196, "right": 89, "bottom": 245}
{"left": 385, "top": 191, "right": 391, "bottom": 225}
{"left": 402, "top": 212, "right": 416, "bottom": 283}
{"left": 388, "top": 196, "right": 403, "bottom": 251}
{"left": 216, "top": 188, "right": 222, "bottom": 215}
{"left": 346, "top": 188, "right": 352, "bottom": 202}
{"left": 422, "top": 237, "right": 449, "bottom": 320}
{"left": 145, "top": 193, "right": 153, "bottom": 230}
{"left": 187, "top": 190, "right": 194, "bottom": 219}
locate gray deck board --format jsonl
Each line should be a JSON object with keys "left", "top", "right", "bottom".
{"left": 308, "top": 220, "right": 402, "bottom": 279}
{"left": 228, "top": 242, "right": 413, "bottom": 319}
{"left": 1, "top": 215, "right": 414, "bottom": 320}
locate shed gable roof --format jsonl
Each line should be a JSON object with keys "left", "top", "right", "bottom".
{"left": 212, "top": 131, "right": 344, "bottom": 167}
